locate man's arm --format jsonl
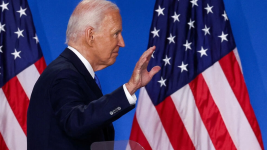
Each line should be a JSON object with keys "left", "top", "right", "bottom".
{"left": 50, "top": 69, "right": 134, "bottom": 139}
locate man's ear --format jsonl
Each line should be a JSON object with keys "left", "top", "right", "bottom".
{"left": 85, "top": 27, "right": 94, "bottom": 47}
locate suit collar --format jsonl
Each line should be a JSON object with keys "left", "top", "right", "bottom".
{"left": 60, "top": 48, "right": 103, "bottom": 97}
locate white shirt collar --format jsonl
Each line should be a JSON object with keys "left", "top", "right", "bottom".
{"left": 67, "top": 46, "right": 95, "bottom": 79}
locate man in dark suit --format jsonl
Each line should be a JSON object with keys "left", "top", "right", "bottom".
{"left": 27, "top": 0, "right": 160, "bottom": 149}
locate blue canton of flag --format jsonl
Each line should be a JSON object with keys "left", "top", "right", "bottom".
{"left": 0, "top": 0, "right": 43, "bottom": 86}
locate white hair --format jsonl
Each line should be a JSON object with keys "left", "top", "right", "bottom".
{"left": 66, "top": 0, "right": 119, "bottom": 43}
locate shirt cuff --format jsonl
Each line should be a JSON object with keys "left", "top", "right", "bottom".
{"left": 123, "top": 84, "right": 137, "bottom": 105}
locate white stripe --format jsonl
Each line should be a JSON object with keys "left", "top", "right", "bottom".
{"left": 0, "top": 89, "right": 27, "bottom": 150}
{"left": 171, "top": 85, "right": 216, "bottom": 150}
{"left": 125, "top": 142, "right": 131, "bottom": 150}
{"left": 202, "top": 62, "right": 261, "bottom": 150}
{"left": 125, "top": 141, "right": 144, "bottom": 150}
{"left": 233, "top": 48, "right": 243, "bottom": 73}
{"left": 136, "top": 88, "right": 174, "bottom": 150}
{"left": 17, "top": 64, "right": 40, "bottom": 99}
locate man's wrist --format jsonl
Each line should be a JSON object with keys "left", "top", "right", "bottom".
{"left": 125, "top": 82, "right": 137, "bottom": 95}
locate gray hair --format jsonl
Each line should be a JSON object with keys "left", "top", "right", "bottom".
{"left": 66, "top": 0, "right": 119, "bottom": 43}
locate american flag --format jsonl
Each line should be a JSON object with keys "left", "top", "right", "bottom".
{"left": 0, "top": 0, "right": 46, "bottom": 149}
{"left": 129, "top": 0, "right": 264, "bottom": 149}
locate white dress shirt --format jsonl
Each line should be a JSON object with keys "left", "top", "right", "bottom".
{"left": 68, "top": 46, "right": 137, "bottom": 105}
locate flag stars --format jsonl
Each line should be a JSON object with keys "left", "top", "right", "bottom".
{"left": 0, "top": 23, "right": 5, "bottom": 33}
{"left": 171, "top": 12, "right": 180, "bottom": 22}
{"left": 178, "top": 61, "right": 188, "bottom": 72}
{"left": 0, "top": 45, "right": 3, "bottom": 53}
{"left": 204, "top": 4, "right": 213, "bottom": 14}
{"left": 198, "top": 47, "right": 208, "bottom": 57}
{"left": 33, "top": 34, "right": 39, "bottom": 43}
{"left": 158, "top": 77, "right": 167, "bottom": 87}
{"left": 151, "top": 27, "right": 160, "bottom": 38}
{"left": 163, "top": 55, "right": 171, "bottom": 66}
{"left": 17, "top": 7, "right": 27, "bottom": 17}
{"left": 155, "top": 5, "right": 165, "bottom": 16}
{"left": 151, "top": 51, "right": 155, "bottom": 58}
{"left": 11, "top": 49, "right": 21, "bottom": 59}
{"left": 0, "top": 1, "right": 9, "bottom": 12}
{"left": 183, "top": 40, "right": 192, "bottom": 51}
{"left": 190, "top": 0, "right": 198, "bottom": 7}
{"left": 218, "top": 31, "right": 228, "bottom": 42}
{"left": 167, "top": 33, "right": 175, "bottom": 44}
{"left": 222, "top": 11, "right": 228, "bottom": 21}
{"left": 14, "top": 28, "right": 24, "bottom": 38}
{"left": 202, "top": 25, "right": 210, "bottom": 35}
{"left": 188, "top": 19, "right": 195, "bottom": 29}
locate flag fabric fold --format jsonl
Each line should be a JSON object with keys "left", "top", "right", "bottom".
{"left": 0, "top": 0, "right": 46, "bottom": 149}
{"left": 129, "top": 0, "right": 264, "bottom": 149}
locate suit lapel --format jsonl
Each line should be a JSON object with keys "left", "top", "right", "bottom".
{"left": 60, "top": 48, "right": 103, "bottom": 97}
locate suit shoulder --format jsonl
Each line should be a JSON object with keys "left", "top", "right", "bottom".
{"left": 34, "top": 56, "right": 82, "bottom": 89}
{"left": 45, "top": 56, "right": 77, "bottom": 73}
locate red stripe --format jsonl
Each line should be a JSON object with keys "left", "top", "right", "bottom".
{"left": 2, "top": 77, "right": 29, "bottom": 135}
{"left": 155, "top": 96, "right": 195, "bottom": 150}
{"left": 219, "top": 51, "right": 264, "bottom": 149}
{"left": 189, "top": 74, "right": 237, "bottom": 150}
{"left": 129, "top": 114, "right": 152, "bottom": 150}
{"left": 34, "top": 56, "right": 46, "bottom": 74}
{"left": 0, "top": 133, "right": 8, "bottom": 150}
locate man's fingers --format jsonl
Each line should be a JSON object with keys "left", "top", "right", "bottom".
{"left": 140, "top": 46, "right": 156, "bottom": 60}
{"left": 136, "top": 57, "right": 147, "bottom": 70}
{"left": 149, "top": 66, "right": 161, "bottom": 77}
{"left": 136, "top": 46, "right": 155, "bottom": 70}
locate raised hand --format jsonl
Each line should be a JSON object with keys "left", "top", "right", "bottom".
{"left": 125, "top": 46, "right": 161, "bottom": 95}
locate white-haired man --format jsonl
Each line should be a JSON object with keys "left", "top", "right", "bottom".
{"left": 27, "top": 0, "right": 160, "bottom": 149}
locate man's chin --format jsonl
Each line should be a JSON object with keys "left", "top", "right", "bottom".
{"left": 107, "top": 58, "right": 117, "bottom": 66}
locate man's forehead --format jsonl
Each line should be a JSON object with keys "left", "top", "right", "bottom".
{"left": 100, "top": 10, "right": 122, "bottom": 31}
{"left": 104, "top": 10, "right": 121, "bottom": 23}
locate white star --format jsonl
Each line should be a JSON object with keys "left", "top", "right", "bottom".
{"left": 222, "top": 11, "right": 228, "bottom": 21}
{"left": 188, "top": 19, "right": 195, "bottom": 29}
{"left": 162, "top": 55, "right": 171, "bottom": 66}
{"left": 17, "top": 7, "right": 27, "bottom": 17}
{"left": 0, "top": 23, "right": 5, "bottom": 33}
{"left": 0, "top": 1, "right": 9, "bottom": 12}
{"left": 151, "top": 27, "right": 160, "bottom": 38}
{"left": 198, "top": 47, "right": 208, "bottom": 57}
{"left": 183, "top": 40, "right": 192, "bottom": 51}
{"left": 167, "top": 33, "right": 175, "bottom": 44}
{"left": 158, "top": 77, "right": 167, "bottom": 87}
{"left": 171, "top": 12, "right": 180, "bottom": 22}
{"left": 14, "top": 28, "right": 24, "bottom": 38}
{"left": 178, "top": 61, "right": 188, "bottom": 72}
{"left": 0, "top": 46, "right": 3, "bottom": 53}
{"left": 11, "top": 49, "right": 21, "bottom": 59}
{"left": 218, "top": 31, "right": 228, "bottom": 42}
{"left": 151, "top": 51, "right": 155, "bottom": 58}
{"left": 155, "top": 5, "right": 165, "bottom": 16}
{"left": 33, "top": 34, "right": 39, "bottom": 43}
{"left": 204, "top": 4, "right": 213, "bottom": 14}
{"left": 190, "top": 0, "right": 198, "bottom": 7}
{"left": 202, "top": 25, "right": 210, "bottom": 35}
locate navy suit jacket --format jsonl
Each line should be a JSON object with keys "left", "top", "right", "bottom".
{"left": 27, "top": 48, "right": 135, "bottom": 150}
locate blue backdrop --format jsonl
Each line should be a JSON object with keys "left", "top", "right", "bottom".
{"left": 27, "top": 0, "right": 267, "bottom": 148}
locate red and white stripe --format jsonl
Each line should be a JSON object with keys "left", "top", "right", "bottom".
{"left": 0, "top": 57, "right": 46, "bottom": 150}
{"left": 130, "top": 49, "right": 264, "bottom": 150}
